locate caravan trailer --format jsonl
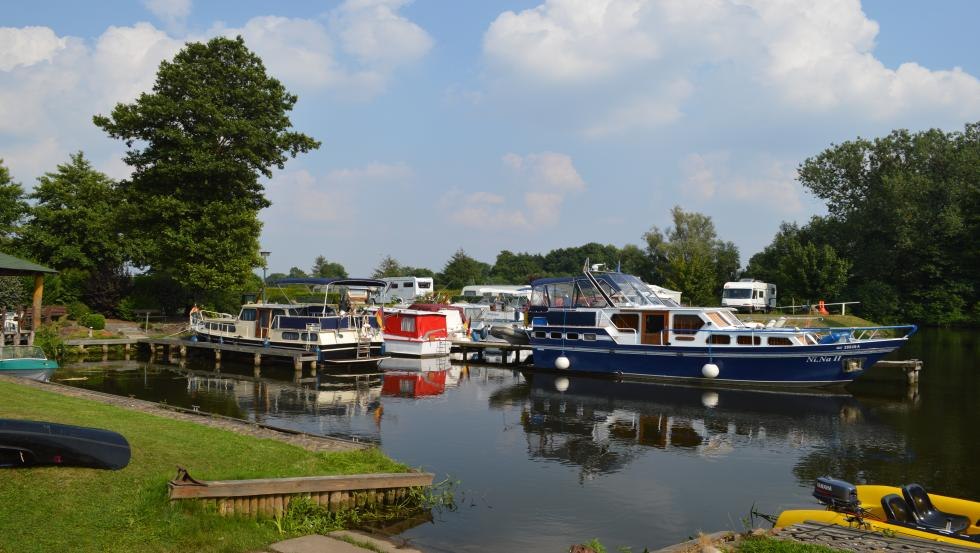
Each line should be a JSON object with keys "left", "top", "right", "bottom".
{"left": 721, "top": 279, "right": 777, "bottom": 313}
{"left": 374, "top": 277, "right": 434, "bottom": 304}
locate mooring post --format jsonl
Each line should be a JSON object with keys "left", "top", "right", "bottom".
{"left": 180, "top": 345, "right": 187, "bottom": 358}
{"left": 293, "top": 356, "right": 302, "bottom": 372}
{"left": 254, "top": 353, "right": 262, "bottom": 367}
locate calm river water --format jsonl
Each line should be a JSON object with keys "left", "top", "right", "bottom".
{"left": 54, "top": 327, "right": 979, "bottom": 552}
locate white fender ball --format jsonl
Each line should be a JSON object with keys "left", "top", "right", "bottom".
{"left": 555, "top": 356, "right": 570, "bottom": 370}
{"left": 702, "top": 363, "right": 720, "bottom": 379}
{"left": 555, "top": 376, "right": 570, "bottom": 392}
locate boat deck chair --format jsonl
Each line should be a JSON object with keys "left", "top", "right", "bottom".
{"left": 902, "top": 483, "right": 971, "bottom": 533}
{"left": 881, "top": 493, "right": 916, "bottom": 526}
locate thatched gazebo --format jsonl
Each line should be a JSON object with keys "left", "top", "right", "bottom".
{"left": 0, "top": 252, "right": 57, "bottom": 344}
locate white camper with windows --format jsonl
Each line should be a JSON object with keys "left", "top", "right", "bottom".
{"left": 721, "top": 279, "right": 777, "bottom": 313}
{"left": 373, "top": 276, "right": 434, "bottom": 304}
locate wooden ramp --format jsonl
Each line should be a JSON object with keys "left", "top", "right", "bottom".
{"left": 168, "top": 469, "right": 434, "bottom": 518}
{"left": 775, "top": 520, "right": 978, "bottom": 552}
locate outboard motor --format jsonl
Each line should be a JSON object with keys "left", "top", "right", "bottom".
{"left": 813, "top": 476, "right": 860, "bottom": 513}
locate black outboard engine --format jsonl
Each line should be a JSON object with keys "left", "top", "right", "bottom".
{"left": 813, "top": 476, "right": 860, "bottom": 513}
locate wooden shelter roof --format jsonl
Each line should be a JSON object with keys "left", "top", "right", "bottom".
{"left": 0, "top": 252, "right": 57, "bottom": 276}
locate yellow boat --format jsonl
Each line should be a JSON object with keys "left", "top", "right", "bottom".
{"left": 776, "top": 477, "right": 980, "bottom": 549}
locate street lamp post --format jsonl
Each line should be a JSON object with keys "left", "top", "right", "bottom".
{"left": 260, "top": 251, "right": 270, "bottom": 302}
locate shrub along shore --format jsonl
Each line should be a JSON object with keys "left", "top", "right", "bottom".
{"left": 0, "top": 377, "right": 408, "bottom": 553}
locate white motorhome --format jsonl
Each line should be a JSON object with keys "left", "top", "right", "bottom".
{"left": 460, "top": 285, "right": 531, "bottom": 301}
{"left": 721, "top": 279, "right": 777, "bottom": 313}
{"left": 374, "top": 276, "right": 434, "bottom": 304}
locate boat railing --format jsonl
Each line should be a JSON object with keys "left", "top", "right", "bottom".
{"left": 196, "top": 310, "right": 235, "bottom": 320}
{"left": 688, "top": 325, "right": 917, "bottom": 341}
{"left": 0, "top": 345, "right": 46, "bottom": 360}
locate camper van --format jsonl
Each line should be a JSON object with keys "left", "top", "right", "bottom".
{"left": 721, "top": 279, "right": 777, "bottom": 312}
{"left": 374, "top": 276, "right": 434, "bottom": 304}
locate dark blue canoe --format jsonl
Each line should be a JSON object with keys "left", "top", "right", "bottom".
{"left": 0, "top": 419, "right": 131, "bottom": 470}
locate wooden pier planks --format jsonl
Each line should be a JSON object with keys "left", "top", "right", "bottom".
{"left": 776, "top": 520, "right": 977, "bottom": 553}
{"left": 168, "top": 471, "right": 433, "bottom": 518}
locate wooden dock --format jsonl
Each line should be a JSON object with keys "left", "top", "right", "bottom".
{"left": 451, "top": 340, "right": 531, "bottom": 366}
{"left": 869, "top": 358, "right": 923, "bottom": 385}
{"left": 774, "top": 520, "right": 977, "bottom": 552}
{"left": 139, "top": 337, "right": 319, "bottom": 373}
{"left": 168, "top": 470, "right": 434, "bottom": 518}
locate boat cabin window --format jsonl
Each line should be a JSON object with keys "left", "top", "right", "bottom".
{"left": 611, "top": 313, "right": 640, "bottom": 331}
{"left": 672, "top": 314, "right": 704, "bottom": 334}
{"left": 574, "top": 279, "right": 608, "bottom": 307}
{"left": 736, "top": 335, "right": 761, "bottom": 345}
{"left": 240, "top": 308, "right": 257, "bottom": 321}
{"left": 708, "top": 334, "right": 730, "bottom": 344}
{"left": 583, "top": 333, "right": 597, "bottom": 341}
{"left": 390, "top": 283, "right": 399, "bottom": 288}
{"left": 567, "top": 332, "right": 579, "bottom": 340}
{"left": 534, "top": 331, "right": 547, "bottom": 339}
{"left": 593, "top": 273, "right": 665, "bottom": 307}
{"left": 768, "top": 336, "right": 792, "bottom": 345}
{"left": 400, "top": 316, "right": 416, "bottom": 333}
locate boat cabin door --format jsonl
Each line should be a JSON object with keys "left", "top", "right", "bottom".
{"left": 641, "top": 311, "right": 669, "bottom": 345}
{"left": 257, "top": 309, "right": 272, "bottom": 339}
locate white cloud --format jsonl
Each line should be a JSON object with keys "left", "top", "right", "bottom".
{"left": 445, "top": 152, "right": 586, "bottom": 230}
{"left": 0, "top": 27, "right": 67, "bottom": 71}
{"left": 482, "top": 0, "right": 980, "bottom": 132}
{"left": 484, "top": 0, "right": 658, "bottom": 83}
{"left": 143, "top": 0, "right": 191, "bottom": 29}
{"left": 332, "top": 0, "right": 433, "bottom": 67}
{"left": 679, "top": 152, "right": 803, "bottom": 213}
{"left": 263, "top": 162, "right": 414, "bottom": 225}
{"left": 503, "top": 151, "right": 585, "bottom": 192}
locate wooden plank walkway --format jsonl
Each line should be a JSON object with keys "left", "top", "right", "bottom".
{"left": 451, "top": 340, "right": 531, "bottom": 366}
{"left": 775, "top": 520, "right": 977, "bottom": 552}
{"left": 168, "top": 471, "right": 434, "bottom": 518}
{"left": 139, "top": 337, "right": 319, "bottom": 371}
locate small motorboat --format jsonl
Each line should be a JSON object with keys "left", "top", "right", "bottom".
{"left": 775, "top": 476, "right": 980, "bottom": 548}
{"left": 0, "top": 419, "right": 131, "bottom": 470}
{"left": 0, "top": 345, "right": 58, "bottom": 381}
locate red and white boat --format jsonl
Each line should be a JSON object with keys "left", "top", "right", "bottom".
{"left": 378, "top": 308, "right": 452, "bottom": 357}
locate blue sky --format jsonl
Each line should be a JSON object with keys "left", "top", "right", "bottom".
{"left": 2, "top": 0, "right": 979, "bottom": 278}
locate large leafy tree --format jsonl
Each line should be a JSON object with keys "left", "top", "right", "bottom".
{"left": 0, "top": 160, "right": 29, "bottom": 247}
{"left": 797, "top": 122, "right": 979, "bottom": 324}
{"left": 644, "top": 206, "right": 739, "bottom": 306}
{"left": 93, "top": 36, "right": 319, "bottom": 298}
{"left": 489, "top": 250, "right": 546, "bottom": 284}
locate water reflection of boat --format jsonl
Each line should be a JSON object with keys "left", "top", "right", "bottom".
{"left": 489, "top": 372, "right": 875, "bottom": 478}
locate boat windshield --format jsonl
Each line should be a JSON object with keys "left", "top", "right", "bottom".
{"left": 0, "top": 345, "right": 46, "bottom": 360}
{"left": 593, "top": 273, "right": 665, "bottom": 307}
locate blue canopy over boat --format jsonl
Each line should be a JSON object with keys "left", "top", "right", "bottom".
{"left": 271, "top": 277, "right": 388, "bottom": 288}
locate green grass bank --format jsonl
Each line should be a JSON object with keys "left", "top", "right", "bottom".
{"left": 0, "top": 379, "right": 407, "bottom": 553}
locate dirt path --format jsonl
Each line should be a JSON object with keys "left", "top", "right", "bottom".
{"left": 0, "top": 375, "right": 364, "bottom": 453}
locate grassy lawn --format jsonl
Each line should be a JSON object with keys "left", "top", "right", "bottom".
{"left": 0, "top": 380, "right": 407, "bottom": 553}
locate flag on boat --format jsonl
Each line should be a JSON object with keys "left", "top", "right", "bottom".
{"left": 376, "top": 306, "right": 385, "bottom": 331}
{"left": 463, "top": 317, "right": 470, "bottom": 337}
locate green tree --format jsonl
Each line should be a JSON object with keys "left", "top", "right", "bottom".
{"left": 777, "top": 241, "right": 850, "bottom": 301}
{"left": 372, "top": 255, "right": 402, "bottom": 278}
{"left": 0, "top": 160, "right": 29, "bottom": 247}
{"left": 644, "top": 206, "right": 739, "bottom": 306}
{"left": 93, "top": 36, "right": 319, "bottom": 301}
{"left": 437, "top": 249, "right": 490, "bottom": 289}
{"left": 797, "top": 122, "right": 979, "bottom": 324}
{"left": 18, "top": 152, "right": 130, "bottom": 313}
{"left": 0, "top": 277, "right": 26, "bottom": 309}
{"left": 310, "top": 256, "right": 348, "bottom": 278}
{"left": 287, "top": 267, "right": 307, "bottom": 278}
{"left": 489, "top": 250, "right": 546, "bottom": 284}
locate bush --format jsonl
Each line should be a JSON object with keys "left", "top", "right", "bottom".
{"left": 33, "top": 324, "right": 65, "bottom": 359}
{"left": 116, "top": 297, "right": 137, "bottom": 321}
{"left": 67, "top": 301, "right": 91, "bottom": 321}
{"left": 79, "top": 313, "right": 106, "bottom": 330}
